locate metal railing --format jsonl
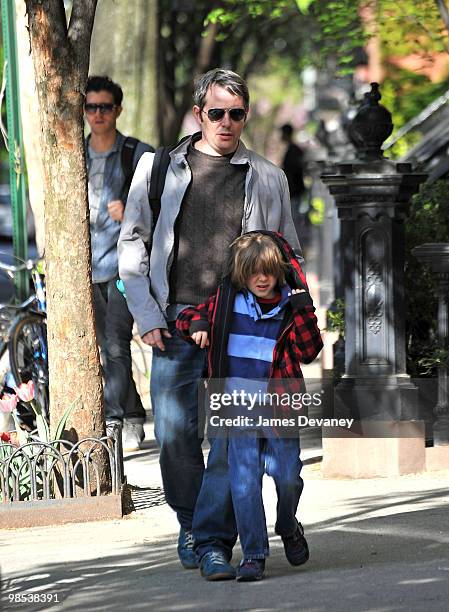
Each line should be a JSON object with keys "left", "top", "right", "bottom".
{"left": 0, "top": 425, "right": 123, "bottom": 503}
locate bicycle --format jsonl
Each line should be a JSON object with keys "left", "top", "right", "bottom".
{"left": 0, "top": 254, "right": 48, "bottom": 424}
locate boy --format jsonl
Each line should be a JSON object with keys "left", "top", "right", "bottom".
{"left": 177, "top": 231, "right": 323, "bottom": 581}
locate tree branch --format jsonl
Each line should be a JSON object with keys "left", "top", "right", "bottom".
{"left": 25, "top": 0, "right": 68, "bottom": 49}
{"left": 68, "top": 0, "right": 97, "bottom": 74}
{"left": 436, "top": 0, "right": 449, "bottom": 36}
{"left": 194, "top": 19, "right": 218, "bottom": 76}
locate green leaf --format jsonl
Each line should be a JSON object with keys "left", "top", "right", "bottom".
{"left": 54, "top": 399, "right": 78, "bottom": 441}
{"left": 295, "top": 0, "right": 314, "bottom": 14}
{"left": 205, "top": 8, "right": 226, "bottom": 25}
{"left": 36, "top": 413, "right": 50, "bottom": 443}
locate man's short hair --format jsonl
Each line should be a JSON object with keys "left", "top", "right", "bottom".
{"left": 193, "top": 68, "right": 249, "bottom": 111}
{"left": 229, "top": 233, "right": 288, "bottom": 290}
{"left": 86, "top": 75, "right": 123, "bottom": 106}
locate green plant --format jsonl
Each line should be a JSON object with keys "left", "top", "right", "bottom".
{"left": 0, "top": 382, "right": 76, "bottom": 501}
{"left": 405, "top": 180, "right": 449, "bottom": 375}
{"left": 325, "top": 298, "right": 345, "bottom": 338}
{"left": 417, "top": 347, "right": 449, "bottom": 376}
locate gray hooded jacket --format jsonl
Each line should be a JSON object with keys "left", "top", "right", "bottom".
{"left": 118, "top": 134, "right": 303, "bottom": 337}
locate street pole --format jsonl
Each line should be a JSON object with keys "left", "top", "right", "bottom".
{"left": 1, "top": 0, "right": 28, "bottom": 300}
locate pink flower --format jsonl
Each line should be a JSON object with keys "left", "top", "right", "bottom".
{"left": 0, "top": 394, "right": 19, "bottom": 413}
{"left": 15, "top": 380, "right": 35, "bottom": 403}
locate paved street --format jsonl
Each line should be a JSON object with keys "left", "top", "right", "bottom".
{"left": 1, "top": 408, "right": 449, "bottom": 611}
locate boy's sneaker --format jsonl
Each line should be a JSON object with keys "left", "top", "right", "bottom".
{"left": 282, "top": 521, "right": 309, "bottom": 566}
{"left": 200, "top": 551, "right": 236, "bottom": 581}
{"left": 177, "top": 528, "right": 198, "bottom": 569}
{"left": 122, "top": 419, "right": 145, "bottom": 452}
{"left": 236, "top": 558, "right": 265, "bottom": 582}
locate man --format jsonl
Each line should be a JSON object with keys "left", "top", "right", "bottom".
{"left": 280, "top": 123, "right": 308, "bottom": 245}
{"left": 85, "top": 75, "right": 153, "bottom": 452}
{"left": 118, "top": 69, "right": 304, "bottom": 579}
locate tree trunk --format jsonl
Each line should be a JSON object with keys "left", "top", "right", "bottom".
{"left": 15, "top": 0, "right": 45, "bottom": 255}
{"left": 25, "top": 0, "right": 104, "bottom": 442}
{"left": 90, "top": 0, "right": 159, "bottom": 146}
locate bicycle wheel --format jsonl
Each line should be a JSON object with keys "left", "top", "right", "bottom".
{"left": 8, "top": 313, "right": 49, "bottom": 419}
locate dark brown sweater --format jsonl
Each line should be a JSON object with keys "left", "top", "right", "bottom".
{"left": 168, "top": 143, "right": 246, "bottom": 305}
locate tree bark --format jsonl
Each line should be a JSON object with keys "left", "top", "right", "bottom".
{"left": 24, "top": 0, "right": 103, "bottom": 442}
{"left": 90, "top": 0, "right": 159, "bottom": 146}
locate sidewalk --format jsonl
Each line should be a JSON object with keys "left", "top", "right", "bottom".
{"left": 1, "top": 404, "right": 449, "bottom": 610}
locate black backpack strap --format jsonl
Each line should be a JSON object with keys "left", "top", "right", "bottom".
{"left": 121, "top": 136, "right": 140, "bottom": 201}
{"left": 148, "top": 134, "right": 192, "bottom": 230}
{"left": 149, "top": 146, "right": 171, "bottom": 231}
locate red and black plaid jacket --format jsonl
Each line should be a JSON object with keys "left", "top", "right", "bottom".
{"left": 176, "top": 232, "right": 323, "bottom": 413}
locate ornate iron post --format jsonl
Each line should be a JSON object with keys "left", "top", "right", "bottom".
{"left": 321, "top": 83, "right": 427, "bottom": 424}
{"left": 412, "top": 244, "right": 449, "bottom": 445}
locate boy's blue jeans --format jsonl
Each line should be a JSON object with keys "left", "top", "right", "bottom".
{"left": 227, "top": 432, "right": 303, "bottom": 559}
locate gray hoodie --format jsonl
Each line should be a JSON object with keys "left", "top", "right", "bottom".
{"left": 118, "top": 134, "right": 303, "bottom": 337}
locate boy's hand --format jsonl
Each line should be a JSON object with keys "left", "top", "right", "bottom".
{"left": 192, "top": 331, "right": 209, "bottom": 349}
{"left": 288, "top": 289, "right": 306, "bottom": 295}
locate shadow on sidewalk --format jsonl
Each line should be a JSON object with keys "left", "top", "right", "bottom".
{"left": 3, "top": 493, "right": 449, "bottom": 612}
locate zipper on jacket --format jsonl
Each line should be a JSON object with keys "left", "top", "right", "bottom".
{"left": 241, "top": 163, "right": 253, "bottom": 232}
{"left": 217, "top": 287, "right": 234, "bottom": 379}
{"left": 267, "top": 316, "right": 294, "bottom": 380}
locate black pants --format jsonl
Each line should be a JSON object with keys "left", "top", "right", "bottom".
{"left": 93, "top": 279, "right": 145, "bottom": 422}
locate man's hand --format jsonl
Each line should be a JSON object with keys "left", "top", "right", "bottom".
{"left": 191, "top": 331, "right": 209, "bottom": 349}
{"left": 141, "top": 328, "right": 172, "bottom": 351}
{"left": 107, "top": 199, "right": 125, "bottom": 222}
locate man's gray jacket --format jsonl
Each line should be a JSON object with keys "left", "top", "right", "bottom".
{"left": 118, "top": 134, "right": 303, "bottom": 337}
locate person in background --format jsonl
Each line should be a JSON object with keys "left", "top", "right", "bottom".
{"left": 280, "top": 123, "right": 308, "bottom": 245}
{"left": 84, "top": 75, "right": 154, "bottom": 452}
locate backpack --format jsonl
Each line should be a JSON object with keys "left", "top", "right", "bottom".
{"left": 122, "top": 136, "right": 181, "bottom": 230}
{"left": 121, "top": 136, "right": 140, "bottom": 200}
{"left": 147, "top": 134, "right": 191, "bottom": 230}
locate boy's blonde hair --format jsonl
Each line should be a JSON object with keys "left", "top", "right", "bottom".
{"left": 229, "top": 233, "right": 288, "bottom": 289}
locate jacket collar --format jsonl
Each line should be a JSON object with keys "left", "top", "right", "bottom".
{"left": 241, "top": 284, "right": 291, "bottom": 321}
{"left": 85, "top": 130, "right": 124, "bottom": 160}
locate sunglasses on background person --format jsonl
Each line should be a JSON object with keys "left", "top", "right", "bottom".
{"left": 84, "top": 103, "right": 117, "bottom": 115}
{"left": 201, "top": 107, "right": 247, "bottom": 122}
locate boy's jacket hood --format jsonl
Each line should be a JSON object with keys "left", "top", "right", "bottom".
{"left": 236, "top": 230, "right": 309, "bottom": 292}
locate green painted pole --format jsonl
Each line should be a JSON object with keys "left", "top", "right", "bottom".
{"left": 1, "top": 0, "right": 28, "bottom": 300}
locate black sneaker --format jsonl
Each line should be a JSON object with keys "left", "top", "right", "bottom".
{"left": 282, "top": 522, "right": 309, "bottom": 566}
{"left": 236, "top": 558, "right": 265, "bottom": 582}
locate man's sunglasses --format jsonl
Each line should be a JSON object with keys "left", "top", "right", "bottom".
{"left": 201, "top": 107, "right": 247, "bottom": 122}
{"left": 84, "top": 103, "right": 116, "bottom": 115}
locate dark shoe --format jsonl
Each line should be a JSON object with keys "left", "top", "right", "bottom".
{"left": 236, "top": 558, "right": 265, "bottom": 582}
{"left": 200, "top": 551, "right": 236, "bottom": 581}
{"left": 177, "top": 528, "right": 198, "bottom": 569}
{"left": 282, "top": 521, "right": 309, "bottom": 566}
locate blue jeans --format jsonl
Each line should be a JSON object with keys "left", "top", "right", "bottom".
{"left": 193, "top": 437, "right": 238, "bottom": 561}
{"left": 227, "top": 433, "right": 303, "bottom": 559}
{"left": 93, "top": 279, "right": 145, "bottom": 422}
{"left": 151, "top": 322, "right": 207, "bottom": 530}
